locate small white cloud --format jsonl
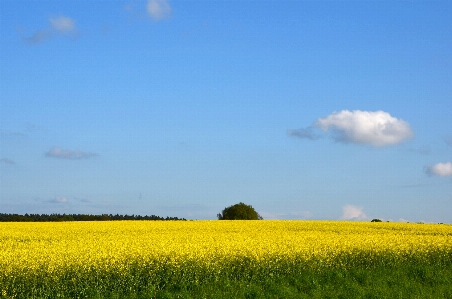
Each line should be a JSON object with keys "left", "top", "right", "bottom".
{"left": 50, "top": 16, "right": 76, "bottom": 33}
{"left": 147, "top": 0, "right": 172, "bottom": 20}
{"left": 45, "top": 147, "right": 98, "bottom": 160}
{"left": 424, "top": 162, "right": 452, "bottom": 177}
{"left": 315, "top": 110, "right": 413, "bottom": 147}
{"left": 341, "top": 205, "right": 367, "bottom": 220}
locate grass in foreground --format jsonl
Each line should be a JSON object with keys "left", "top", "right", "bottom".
{"left": 5, "top": 261, "right": 451, "bottom": 298}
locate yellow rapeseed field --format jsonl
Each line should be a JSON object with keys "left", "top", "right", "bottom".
{"left": 1, "top": 220, "right": 451, "bottom": 273}
{"left": 1, "top": 220, "right": 452, "bottom": 298}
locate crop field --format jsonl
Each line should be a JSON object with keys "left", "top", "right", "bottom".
{"left": 1, "top": 221, "right": 452, "bottom": 298}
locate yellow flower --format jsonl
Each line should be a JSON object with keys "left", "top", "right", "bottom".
{"left": 1, "top": 220, "right": 451, "bottom": 279}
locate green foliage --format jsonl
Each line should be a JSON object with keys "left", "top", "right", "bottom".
{"left": 371, "top": 219, "right": 382, "bottom": 222}
{"left": 217, "top": 202, "right": 263, "bottom": 220}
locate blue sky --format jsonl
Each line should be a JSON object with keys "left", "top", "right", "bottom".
{"left": 1, "top": 0, "right": 451, "bottom": 222}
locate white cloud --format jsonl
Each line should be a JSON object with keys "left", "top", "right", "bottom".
{"left": 315, "top": 110, "right": 413, "bottom": 147}
{"left": 341, "top": 205, "right": 368, "bottom": 220}
{"left": 424, "top": 162, "right": 452, "bottom": 177}
{"left": 147, "top": 0, "right": 172, "bottom": 20}
{"left": 45, "top": 147, "right": 98, "bottom": 160}
{"left": 50, "top": 16, "right": 76, "bottom": 33}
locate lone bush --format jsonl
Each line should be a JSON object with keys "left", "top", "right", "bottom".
{"left": 217, "top": 202, "right": 263, "bottom": 220}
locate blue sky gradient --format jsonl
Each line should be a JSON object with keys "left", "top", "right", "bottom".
{"left": 1, "top": 1, "right": 451, "bottom": 222}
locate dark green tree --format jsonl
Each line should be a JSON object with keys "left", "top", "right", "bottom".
{"left": 217, "top": 202, "right": 263, "bottom": 220}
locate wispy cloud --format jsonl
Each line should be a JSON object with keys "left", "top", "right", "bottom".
{"left": 424, "top": 162, "right": 452, "bottom": 177}
{"left": 398, "top": 182, "right": 431, "bottom": 188}
{"left": 45, "top": 147, "right": 98, "bottom": 160}
{"left": 147, "top": 0, "right": 172, "bottom": 20}
{"left": 259, "top": 210, "right": 312, "bottom": 220}
{"left": 49, "top": 197, "right": 68, "bottom": 203}
{"left": 444, "top": 135, "right": 452, "bottom": 146}
{"left": 50, "top": 16, "right": 76, "bottom": 32}
{"left": 23, "top": 16, "right": 77, "bottom": 44}
{"left": 0, "top": 131, "right": 26, "bottom": 141}
{"left": 341, "top": 205, "right": 368, "bottom": 220}
{"left": 408, "top": 146, "right": 431, "bottom": 156}
{"left": 0, "top": 158, "right": 16, "bottom": 165}
{"left": 315, "top": 110, "right": 413, "bottom": 147}
{"left": 287, "top": 127, "right": 321, "bottom": 140}
{"left": 24, "top": 29, "right": 51, "bottom": 44}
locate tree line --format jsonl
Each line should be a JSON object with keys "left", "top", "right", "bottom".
{"left": 0, "top": 213, "right": 186, "bottom": 222}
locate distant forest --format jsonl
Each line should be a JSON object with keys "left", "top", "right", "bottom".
{"left": 0, "top": 213, "right": 186, "bottom": 222}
